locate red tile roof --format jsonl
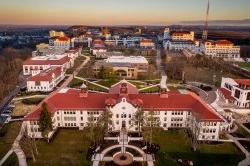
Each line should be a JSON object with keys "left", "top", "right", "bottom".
{"left": 53, "top": 36, "right": 70, "bottom": 42}
{"left": 215, "top": 40, "right": 233, "bottom": 46}
{"left": 235, "top": 79, "right": 250, "bottom": 87}
{"left": 93, "top": 39, "right": 105, "bottom": 48}
{"left": 23, "top": 56, "right": 70, "bottom": 66}
{"left": 27, "top": 67, "right": 63, "bottom": 82}
{"left": 109, "top": 81, "right": 139, "bottom": 94}
{"left": 218, "top": 88, "right": 235, "bottom": 101}
{"left": 24, "top": 86, "right": 223, "bottom": 122}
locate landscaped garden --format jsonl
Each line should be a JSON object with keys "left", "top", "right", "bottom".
{"left": 153, "top": 129, "right": 245, "bottom": 166}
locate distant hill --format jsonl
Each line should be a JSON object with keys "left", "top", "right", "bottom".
{"left": 180, "top": 19, "right": 250, "bottom": 27}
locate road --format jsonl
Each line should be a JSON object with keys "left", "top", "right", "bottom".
{"left": 0, "top": 73, "right": 27, "bottom": 124}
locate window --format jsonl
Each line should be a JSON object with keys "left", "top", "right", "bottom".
{"left": 116, "top": 114, "right": 119, "bottom": 118}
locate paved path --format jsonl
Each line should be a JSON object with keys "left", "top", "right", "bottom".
{"left": 75, "top": 76, "right": 109, "bottom": 90}
{"left": 12, "top": 122, "right": 27, "bottom": 166}
{"left": 12, "top": 95, "right": 47, "bottom": 101}
{"left": 0, "top": 122, "right": 27, "bottom": 166}
{"left": 60, "top": 54, "right": 90, "bottom": 90}
{"left": 0, "top": 149, "right": 14, "bottom": 165}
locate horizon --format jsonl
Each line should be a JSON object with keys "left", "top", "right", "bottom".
{"left": 0, "top": 0, "right": 250, "bottom": 25}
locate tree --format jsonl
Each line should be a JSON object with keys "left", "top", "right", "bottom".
{"left": 131, "top": 108, "right": 145, "bottom": 136}
{"left": 86, "top": 114, "right": 96, "bottom": 144}
{"left": 21, "top": 126, "right": 38, "bottom": 162}
{"left": 38, "top": 103, "right": 53, "bottom": 142}
{"left": 98, "top": 110, "right": 113, "bottom": 134}
{"left": 142, "top": 111, "right": 160, "bottom": 145}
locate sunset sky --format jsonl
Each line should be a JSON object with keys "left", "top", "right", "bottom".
{"left": 0, "top": 0, "right": 249, "bottom": 25}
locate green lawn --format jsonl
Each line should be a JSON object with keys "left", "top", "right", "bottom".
{"left": 2, "top": 152, "right": 18, "bottom": 166}
{"left": 87, "top": 82, "right": 109, "bottom": 92}
{"left": 27, "top": 129, "right": 91, "bottom": 166}
{"left": 0, "top": 122, "right": 21, "bottom": 159}
{"left": 68, "top": 78, "right": 83, "bottom": 88}
{"left": 128, "top": 81, "right": 147, "bottom": 89}
{"left": 139, "top": 86, "right": 160, "bottom": 93}
{"left": 95, "top": 79, "right": 119, "bottom": 88}
{"left": 239, "top": 62, "right": 250, "bottom": 70}
{"left": 153, "top": 129, "right": 245, "bottom": 166}
{"left": 231, "top": 125, "right": 250, "bottom": 138}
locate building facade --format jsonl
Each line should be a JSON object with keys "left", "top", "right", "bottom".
{"left": 200, "top": 40, "right": 241, "bottom": 61}
{"left": 219, "top": 77, "right": 250, "bottom": 108}
{"left": 93, "top": 56, "right": 149, "bottom": 79}
{"left": 27, "top": 67, "right": 65, "bottom": 92}
{"left": 24, "top": 80, "right": 225, "bottom": 141}
{"left": 23, "top": 54, "right": 72, "bottom": 76}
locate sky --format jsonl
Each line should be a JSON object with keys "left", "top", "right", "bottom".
{"left": 0, "top": 0, "right": 249, "bottom": 25}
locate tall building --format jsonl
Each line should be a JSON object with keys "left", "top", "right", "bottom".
{"left": 200, "top": 40, "right": 241, "bottom": 61}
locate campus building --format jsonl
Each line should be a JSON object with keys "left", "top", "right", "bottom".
{"left": 93, "top": 56, "right": 149, "bottom": 79}
{"left": 200, "top": 40, "right": 241, "bottom": 61}
{"left": 49, "top": 36, "right": 72, "bottom": 50}
{"left": 24, "top": 80, "right": 225, "bottom": 141}
{"left": 218, "top": 77, "right": 250, "bottom": 108}
{"left": 91, "top": 39, "right": 107, "bottom": 56}
{"left": 27, "top": 67, "right": 65, "bottom": 92}
{"left": 139, "top": 39, "right": 155, "bottom": 49}
{"left": 23, "top": 54, "right": 72, "bottom": 76}
{"left": 49, "top": 30, "right": 66, "bottom": 38}
{"left": 163, "top": 28, "right": 198, "bottom": 51}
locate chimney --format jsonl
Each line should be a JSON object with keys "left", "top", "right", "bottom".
{"left": 160, "top": 88, "right": 168, "bottom": 98}
{"left": 79, "top": 83, "right": 88, "bottom": 98}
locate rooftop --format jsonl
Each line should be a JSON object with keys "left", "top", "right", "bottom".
{"left": 24, "top": 80, "right": 223, "bottom": 122}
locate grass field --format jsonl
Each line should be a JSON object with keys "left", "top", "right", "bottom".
{"left": 27, "top": 129, "right": 91, "bottom": 166}
{"left": 2, "top": 152, "right": 18, "bottom": 166}
{"left": 95, "top": 79, "right": 119, "bottom": 88}
{"left": 154, "top": 129, "right": 245, "bottom": 166}
{"left": 139, "top": 86, "right": 160, "bottom": 93}
{"left": 0, "top": 122, "right": 21, "bottom": 159}
{"left": 239, "top": 62, "right": 250, "bottom": 70}
{"left": 12, "top": 101, "right": 35, "bottom": 117}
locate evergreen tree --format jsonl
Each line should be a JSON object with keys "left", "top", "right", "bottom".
{"left": 38, "top": 103, "right": 52, "bottom": 142}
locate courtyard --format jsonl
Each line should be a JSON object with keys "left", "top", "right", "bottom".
{"left": 23, "top": 128, "right": 244, "bottom": 166}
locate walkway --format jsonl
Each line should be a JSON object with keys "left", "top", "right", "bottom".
{"left": 60, "top": 54, "right": 90, "bottom": 89}
{"left": 12, "top": 94, "right": 47, "bottom": 102}
{"left": 12, "top": 122, "right": 27, "bottom": 166}
{"left": 0, "top": 122, "right": 27, "bottom": 166}
{"left": 92, "top": 130, "right": 154, "bottom": 166}
{"left": 74, "top": 76, "right": 109, "bottom": 90}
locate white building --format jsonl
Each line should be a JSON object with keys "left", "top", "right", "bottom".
{"left": 163, "top": 28, "right": 198, "bottom": 51}
{"left": 49, "top": 36, "right": 72, "bottom": 50}
{"left": 219, "top": 77, "right": 250, "bottom": 108}
{"left": 23, "top": 54, "right": 72, "bottom": 76}
{"left": 200, "top": 40, "right": 241, "bottom": 61}
{"left": 24, "top": 80, "right": 225, "bottom": 141}
{"left": 27, "top": 67, "right": 65, "bottom": 92}
{"left": 49, "top": 30, "right": 65, "bottom": 38}
{"left": 139, "top": 39, "right": 155, "bottom": 49}
{"left": 91, "top": 39, "right": 107, "bottom": 56}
